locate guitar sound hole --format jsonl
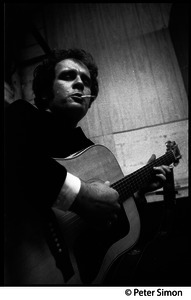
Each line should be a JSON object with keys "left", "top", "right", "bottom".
{"left": 73, "top": 206, "right": 130, "bottom": 284}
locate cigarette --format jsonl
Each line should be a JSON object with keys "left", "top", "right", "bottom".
{"left": 81, "top": 95, "right": 95, "bottom": 99}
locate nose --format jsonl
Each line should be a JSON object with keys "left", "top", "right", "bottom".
{"left": 72, "top": 75, "right": 84, "bottom": 91}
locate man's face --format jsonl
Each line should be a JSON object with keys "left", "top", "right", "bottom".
{"left": 48, "top": 58, "right": 92, "bottom": 122}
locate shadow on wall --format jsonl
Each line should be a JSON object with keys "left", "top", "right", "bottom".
{"left": 169, "top": 3, "right": 189, "bottom": 97}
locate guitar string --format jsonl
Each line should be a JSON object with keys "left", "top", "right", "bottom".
{"left": 112, "top": 152, "right": 174, "bottom": 196}
{"left": 111, "top": 151, "right": 175, "bottom": 201}
{"left": 112, "top": 153, "right": 170, "bottom": 189}
{"left": 60, "top": 151, "right": 176, "bottom": 227}
{"left": 112, "top": 151, "right": 174, "bottom": 190}
{"left": 116, "top": 153, "right": 175, "bottom": 201}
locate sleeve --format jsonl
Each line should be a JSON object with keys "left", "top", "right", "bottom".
{"left": 53, "top": 172, "right": 81, "bottom": 211}
{"left": 4, "top": 100, "right": 68, "bottom": 216}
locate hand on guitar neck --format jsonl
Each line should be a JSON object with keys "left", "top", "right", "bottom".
{"left": 135, "top": 154, "right": 172, "bottom": 197}
{"left": 52, "top": 140, "right": 181, "bottom": 286}
{"left": 69, "top": 153, "right": 171, "bottom": 231}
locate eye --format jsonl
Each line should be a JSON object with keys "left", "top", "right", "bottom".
{"left": 82, "top": 75, "right": 91, "bottom": 87}
{"left": 58, "top": 71, "right": 76, "bottom": 81}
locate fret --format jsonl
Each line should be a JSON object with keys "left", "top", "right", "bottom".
{"left": 111, "top": 150, "right": 175, "bottom": 202}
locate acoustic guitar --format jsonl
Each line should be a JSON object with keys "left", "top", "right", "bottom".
{"left": 53, "top": 141, "right": 181, "bottom": 284}
{"left": 4, "top": 141, "right": 181, "bottom": 285}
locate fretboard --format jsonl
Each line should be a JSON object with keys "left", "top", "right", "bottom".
{"left": 111, "top": 150, "right": 175, "bottom": 202}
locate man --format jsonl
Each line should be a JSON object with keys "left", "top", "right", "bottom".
{"left": 4, "top": 49, "right": 171, "bottom": 285}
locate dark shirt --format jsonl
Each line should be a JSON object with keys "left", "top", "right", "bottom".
{"left": 4, "top": 99, "right": 93, "bottom": 283}
{"left": 5, "top": 99, "right": 93, "bottom": 217}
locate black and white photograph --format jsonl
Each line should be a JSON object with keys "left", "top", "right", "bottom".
{"left": 3, "top": 2, "right": 189, "bottom": 296}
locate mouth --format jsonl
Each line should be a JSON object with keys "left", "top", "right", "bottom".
{"left": 70, "top": 94, "right": 83, "bottom": 104}
{"left": 69, "top": 94, "right": 95, "bottom": 105}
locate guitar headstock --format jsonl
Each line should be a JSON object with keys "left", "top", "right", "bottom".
{"left": 165, "top": 141, "right": 182, "bottom": 166}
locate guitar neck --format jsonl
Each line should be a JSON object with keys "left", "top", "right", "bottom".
{"left": 111, "top": 150, "right": 175, "bottom": 202}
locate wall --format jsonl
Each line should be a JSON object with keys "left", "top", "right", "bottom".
{"left": 6, "top": 3, "right": 188, "bottom": 198}
{"left": 169, "top": 3, "right": 189, "bottom": 96}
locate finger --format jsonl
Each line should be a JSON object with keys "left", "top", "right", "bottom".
{"left": 113, "top": 201, "right": 121, "bottom": 211}
{"left": 156, "top": 165, "right": 172, "bottom": 173}
{"left": 163, "top": 165, "right": 173, "bottom": 173}
{"left": 106, "top": 198, "right": 121, "bottom": 212}
{"left": 156, "top": 174, "right": 166, "bottom": 181}
{"left": 104, "top": 180, "right": 111, "bottom": 186}
{"left": 153, "top": 166, "right": 166, "bottom": 176}
{"left": 147, "top": 154, "right": 156, "bottom": 164}
{"left": 101, "top": 198, "right": 121, "bottom": 212}
{"left": 154, "top": 165, "right": 172, "bottom": 176}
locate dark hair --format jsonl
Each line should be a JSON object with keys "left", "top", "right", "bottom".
{"left": 32, "top": 49, "right": 99, "bottom": 110}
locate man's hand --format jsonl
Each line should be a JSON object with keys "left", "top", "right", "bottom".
{"left": 139, "top": 154, "right": 172, "bottom": 195}
{"left": 70, "top": 180, "right": 120, "bottom": 230}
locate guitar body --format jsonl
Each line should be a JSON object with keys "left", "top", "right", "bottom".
{"left": 5, "top": 141, "right": 181, "bottom": 285}
{"left": 54, "top": 145, "right": 141, "bottom": 284}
